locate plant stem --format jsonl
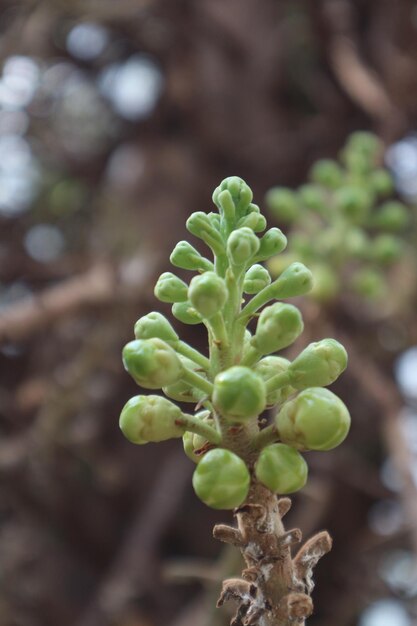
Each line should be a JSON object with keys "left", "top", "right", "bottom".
{"left": 252, "top": 423, "right": 279, "bottom": 449}
{"left": 180, "top": 414, "right": 221, "bottom": 445}
{"left": 181, "top": 368, "right": 214, "bottom": 395}
{"left": 175, "top": 341, "right": 210, "bottom": 370}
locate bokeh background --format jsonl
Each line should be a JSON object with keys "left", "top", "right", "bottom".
{"left": 1, "top": 1, "right": 417, "bottom": 625}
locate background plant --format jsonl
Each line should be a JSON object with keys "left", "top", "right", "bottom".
{"left": 120, "top": 176, "right": 351, "bottom": 626}
{"left": 266, "top": 132, "right": 413, "bottom": 305}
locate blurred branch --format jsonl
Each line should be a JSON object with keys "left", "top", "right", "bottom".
{"left": 0, "top": 253, "right": 159, "bottom": 344}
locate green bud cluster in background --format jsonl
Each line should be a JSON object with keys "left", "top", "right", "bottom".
{"left": 266, "top": 132, "right": 411, "bottom": 303}
{"left": 120, "top": 176, "right": 350, "bottom": 510}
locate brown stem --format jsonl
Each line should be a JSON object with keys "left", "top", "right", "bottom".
{"left": 213, "top": 419, "right": 332, "bottom": 626}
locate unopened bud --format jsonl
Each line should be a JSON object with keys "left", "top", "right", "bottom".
{"left": 122, "top": 338, "right": 183, "bottom": 389}
{"left": 154, "top": 272, "right": 188, "bottom": 303}
{"left": 120, "top": 395, "right": 184, "bottom": 444}
{"left": 288, "top": 339, "right": 347, "bottom": 389}
{"left": 188, "top": 272, "right": 227, "bottom": 319}
{"left": 255, "top": 443, "right": 307, "bottom": 494}
{"left": 134, "top": 312, "right": 178, "bottom": 342}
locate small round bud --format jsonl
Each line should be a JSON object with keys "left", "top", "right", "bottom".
{"left": 372, "top": 234, "right": 402, "bottom": 265}
{"left": 310, "top": 159, "right": 343, "bottom": 189}
{"left": 252, "top": 302, "right": 304, "bottom": 355}
{"left": 254, "top": 356, "right": 292, "bottom": 406}
{"left": 188, "top": 272, "right": 227, "bottom": 319}
{"left": 213, "top": 176, "right": 253, "bottom": 215}
{"left": 163, "top": 356, "right": 205, "bottom": 403}
{"left": 255, "top": 444, "right": 307, "bottom": 494}
{"left": 213, "top": 366, "right": 266, "bottom": 422}
{"left": 369, "top": 169, "right": 394, "bottom": 197}
{"left": 243, "top": 264, "right": 271, "bottom": 294}
{"left": 120, "top": 395, "right": 184, "bottom": 444}
{"left": 309, "top": 264, "right": 339, "bottom": 303}
{"left": 122, "top": 338, "right": 183, "bottom": 389}
{"left": 266, "top": 187, "right": 299, "bottom": 223}
{"left": 276, "top": 387, "right": 350, "bottom": 451}
{"left": 186, "top": 211, "right": 215, "bottom": 238}
{"left": 346, "top": 131, "right": 381, "bottom": 160}
{"left": 154, "top": 272, "right": 188, "bottom": 303}
{"left": 172, "top": 301, "right": 203, "bottom": 325}
{"left": 334, "top": 186, "right": 372, "bottom": 223}
{"left": 192, "top": 448, "right": 250, "bottom": 509}
{"left": 227, "top": 227, "right": 260, "bottom": 265}
{"left": 344, "top": 228, "right": 369, "bottom": 259}
{"left": 270, "top": 262, "right": 314, "bottom": 298}
{"left": 257, "top": 228, "right": 288, "bottom": 260}
{"left": 288, "top": 339, "right": 348, "bottom": 389}
{"left": 170, "top": 241, "right": 211, "bottom": 271}
{"left": 134, "top": 312, "right": 178, "bottom": 342}
{"left": 183, "top": 413, "right": 215, "bottom": 463}
{"left": 298, "top": 184, "right": 327, "bottom": 213}
{"left": 351, "top": 268, "right": 385, "bottom": 299}
{"left": 374, "top": 201, "right": 409, "bottom": 231}
{"left": 238, "top": 207, "right": 267, "bottom": 232}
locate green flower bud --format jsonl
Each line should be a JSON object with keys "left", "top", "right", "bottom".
{"left": 192, "top": 448, "right": 250, "bottom": 509}
{"left": 288, "top": 339, "right": 347, "bottom": 389}
{"left": 265, "top": 187, "right": 299, "bottom": 223}
{"left": 122, "top": 338, "right": 183, "bottom": 389}
{"left": 254, "top": 356, "right": 292, "bottom": 406}
{"left": 351, "top": 268, "right": 385, "bottom": 299}
{"left": 309, "top": 264, "right": 339, "bottom": 303}
{"left": 120, "top": 395, "right": 184, "bottom": 444}
{"left": 163, "top": 356, "right": 205, "bottom": 403}
{"left": 186, "top": 212, "right": 224, "bottom": 253}
{"left": 154, "top": 272, "right": 188, "bottom": 303}
{"left": 373, "top": 201, "right": 409, "bottom": 231}
{"left": 334, "top": 186, "right": 372, "bottom": 223}
{"left": 346, "top": 131, "right": 381, "bottom": 160}
{"left": 172, "top": 301, "right": 203, "bottom": 325}
{"left": 252, "top": 302, "right": 304, "bottom": 354}
{"left": 238, "top": 206, "right": 267, "bottom": 232}
{"left": 298, "top": 184, "right": 327, "bottom": 213}
{"left": 227, "top": 227, "right": 260, "bottom": 265}
{"left": 310, "top": 159, "right": 343, "bottom": 189}
{"left": 170, "top": 241, "right": 212, "bottom": 271}
{"left": 344, "top": 228, "right": 369, "bottom": 259}
{"left": 257, "top": 228, "right": 287, "bottom": 261}
{"left": 270, "top": 262, "right": 314, "bottom": 298}
{"left": 208, "top": 212, "right": 221, "bottom": 230}
{"left": 243, "top": 264, "right": 271, "bottom": 294}
{"left": 276, "top": 387, "right": 350, "bottom": 451}
{"left": 188, "top": 272, "right": 227, "bottom": 319}
{"left": 212, "top": 176, "right": 253, "bottom": 215}
{"left": 134, "top": 312, "right": 178, "bottom": 342}
{"left": 213, "top": 366, "right": 266, "bottom": 421}
{"left": 372, "top": 234, "right": 402, "bottom": 265}
{"left": 183, "top": 413, "right": 215, "bottom": 462}
{"left": 255, "top": 443, "right": 307, "bottom": 494}
{"left": 369, "top": 169, "right": 394, "bottom": 197}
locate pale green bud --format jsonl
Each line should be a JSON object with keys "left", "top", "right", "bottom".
{"left": 255, "top": 443, "right": 307, "bottom": 494}
{"left": 351, "top": 268, "right": 385, "bottom": 299}
{"left": 237, "top": 207, "right": 267, "bottom": 232}
{"left": 310, "top": 159, "right": 343, "bottom": 189}
{"left": 183, "top": 413, "right": 215, "bottom": 463}
{"left": 192, "top": 448, "right": 250, "bottom": 509}
{"left": 270, "top": 262, "right": 314, "bottom": 298}
{"left": 254, "top": 356, "right": 292, "bottom": 406}
{"left": 134, "top": 312, "right": 178, "bottom": 342}
{"left": 170, "top": 241, "right": 212, "bottom": 271}
{"left": 298, "top": 184, "right": 327, "bottom": 213}
{"left": 186, "top": 212, "right": 223, "bottom": 253}
{"left": 266, "top": 187, "right": 299, "bottom": 223}
{"left": 373, "top": 201, "right": 409, "bottom": 231}
{"left": 212, "top": 176, "right": 253, "bottom": 215}
{"left": 369, "top": 169, "right": 394, "bottom": 197}
{"left": 372, "top": 234, "right": 402, "bottom": 265}
{"left": 213, "top": 366, "right": 266, "bottom": 422}
{"left": 227, "top": 227, "right": 260, "bottom": 265}
{"left": 288, "top": 339, "right": 347, "bottom": 389}
{"left": 172, "top": 301, "right": 203, "bottom": 325}
{"left": 257, "top": 228, "right": 287, "bottom": 261}
{"left": 251, "top": 302, "right": 304, "bottom": 354}
{"left": 188, "top": 272, "right": 227, "bottom": 319}
{"left": 163, "top": 356, "right": 205, "bottom": 403}
{"left": 122, "top": 338, "right": 183, "bottom": 389}
{"left": 243, "top": 264, "right": 271, "bottom": 294}
{"left": 120, "top": 395, "right": 184, "bottom": 444}
{"left": 276, "top": 387, "right": 350, "bottom": 451}
{"left": 154, "top": 272, "right": 188, "bottom": 303}
{"left": 334, "top": 186, "right": 372, "bottom": 224}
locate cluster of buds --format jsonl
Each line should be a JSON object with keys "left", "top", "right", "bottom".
{"left": 120, "top": 176, "right": 350, "bottom": 510}
{"left": 266, "top": 132, "right": 410, "bottom": 303}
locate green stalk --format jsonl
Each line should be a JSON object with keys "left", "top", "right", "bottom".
{"left": 181, "top": 368, "right": 214, "bottom": 396}
{"left": 252, "top": 423, "right": 280, "bottom": 450}
{"left": 175, "top": 341, "right": 210, "bottom": 371}
{"left": 180, "top": 414, "right": 222, "bottom": 445}
{"left": 265, "top": 371, "right": 291, "bottom": 394}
